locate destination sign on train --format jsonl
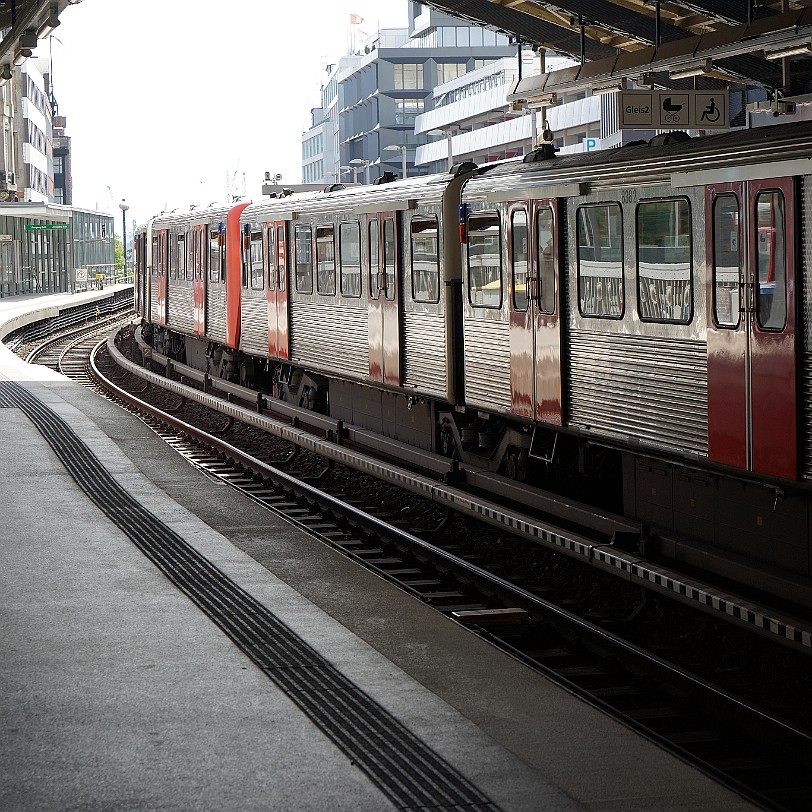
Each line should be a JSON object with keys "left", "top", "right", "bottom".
{"left": 618, "top": 90, "right": 729, "bottom": 131}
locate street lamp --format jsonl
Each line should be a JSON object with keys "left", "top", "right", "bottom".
{"left": 118, "top": 199, "right": 129, "bottom": 277}
{"left": 349, "top": 158, "right": 371, "bottom": 184}
{"left": 428, "top": 128, "right": 455, "bottom": 172}
{"left": 383, "top": 144, "right": 408, "bottom": 179}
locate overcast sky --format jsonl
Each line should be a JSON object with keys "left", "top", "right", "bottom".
{"left": 47, "top": 0, "right": 408, "bottom": 230}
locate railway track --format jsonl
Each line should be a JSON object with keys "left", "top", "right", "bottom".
{"left": 25, "top": 314, "right": 135, "bottom": 384}
{"left": 16, "top": 318, "right": 812, "bottom": 811}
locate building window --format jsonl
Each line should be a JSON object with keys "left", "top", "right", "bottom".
{"left": 437, "top": 62, "right": 466, "bottom": 84}
{"left": 394, "top": 63, "right": 424, "bottom": 89}
{"left": 54, "top": 188, "right": 63, "bottom": 204}
{"left": 53, "top": 156, "right": 64, "bottom": 175}
{"left": 395, "top": 98, "right": 424, "bottom": 125}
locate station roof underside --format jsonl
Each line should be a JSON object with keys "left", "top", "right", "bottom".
{"left": 1, "top": 1, "right": 76, "bottom": 69}
{"left": 424, "top": 0, "right": 812, "bottom": 103}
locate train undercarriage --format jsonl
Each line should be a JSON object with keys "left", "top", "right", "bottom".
{"left": 145, "top": 323, "right": 812, "bottom": 585}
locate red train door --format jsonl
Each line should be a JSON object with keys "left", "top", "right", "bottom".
{"left": 508, "top": 200, "right": 562, "bottom": 425}
{"left": 156, "top": 229, "right": 168, "bottom": 325}
{"left": 706, "top": 178, "right": 797, "bottom": 479}
{"left": 367, "top": 212, "right": 401, "bottom": 386}
{"left": 265, "top": 222, "right": 289, "bottom": 360}
{"left": 192, "top": 225, "right": 206, "bottom": 335}
{"left": 225, "top": 203, "right": 251, "bottom": 349}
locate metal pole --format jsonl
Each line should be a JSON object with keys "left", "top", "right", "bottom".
{"left": 654, "top": 1, "right": 661, "bottom": 49}
{"left": 446, "top": 132, "right": 453, "bottom": 171}
{"left": 400, "top": 146, "right": 407, "bottom": 179}
{"left": 119, "top": 200, "right": 129, "bottom": 278}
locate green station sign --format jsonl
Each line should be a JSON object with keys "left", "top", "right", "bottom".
{"left": 25, "top": 223, "right": 70, "bottom": 231}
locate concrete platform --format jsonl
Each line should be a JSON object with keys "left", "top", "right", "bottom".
{"left": 0, "top": 292, "right": 759, "bottom": 811}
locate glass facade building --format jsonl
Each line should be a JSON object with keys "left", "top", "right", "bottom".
{"left": 0, "top": 204, "right": 114, "bottom": 297}
{"left": 300, "top": 1, "right": 513, "bottom": 185}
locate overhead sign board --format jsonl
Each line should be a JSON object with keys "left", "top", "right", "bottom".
{"left": 25, "top": 223, "right": 70, "bottom": 231}
{"left": 618, "top": 90, "right": 729, "bottom": 130}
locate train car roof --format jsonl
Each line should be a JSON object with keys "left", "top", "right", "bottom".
{"left": 136, "top": 204, "right": 235, "bottom": 233}
{"left": 463, "top": 119, "right": 812, "bottom": 201}
{"left": 241, "top": 169, "right": 464, "bottom": 225}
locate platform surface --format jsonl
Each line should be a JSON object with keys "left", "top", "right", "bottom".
{"left": 0, "top": 292, "right": 759, "bottom": 811}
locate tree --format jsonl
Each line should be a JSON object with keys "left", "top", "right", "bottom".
{"left": 114, "top": 235, "right": 124, "bottom": 271}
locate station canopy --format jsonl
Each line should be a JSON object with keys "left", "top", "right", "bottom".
{"left": 0, "top": 1, "right": 76, "bottom": 68}
{"left": 422, "top": 1, "right": 812, "bottom": 109}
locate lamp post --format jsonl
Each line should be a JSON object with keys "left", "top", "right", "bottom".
{"left": 383, "top": 144, "right": 408, "bottom": 179}
{"left": 349, "top": 158, "right": 371, "bottom": 184}
{"left": 428, "top": 128, "right": 455, "bottom": 172}
{"left": 118, "top": 199, "right": 129, "bottom": 278}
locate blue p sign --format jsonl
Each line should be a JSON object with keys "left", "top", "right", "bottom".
{"left": 586, "top": 138, "right": 597, "bottom": 151}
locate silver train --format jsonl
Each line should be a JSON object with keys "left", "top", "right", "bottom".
{"left": 135, "top": 119, "right": 812, "bottom": 582}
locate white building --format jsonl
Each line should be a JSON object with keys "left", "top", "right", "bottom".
{"left": 17, "top": 59, "right": 53, "bottom": 202}
{"left": 415, "top": 51, "right": 604, "bottom": 173}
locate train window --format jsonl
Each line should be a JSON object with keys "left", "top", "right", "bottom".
{"left": 294, "top": 224, "right": 313, "bottom": 293}
{"left": 383, "top": 218, "right": 396, "bottom": 301}
{"left": 755, "top": 191, "right": 787, "bottom": 332}
{"left": 467, "top": 211, "right": 501, "bottom": 308}
{"left": 178, "top": 234, "right": 188, "bottom": 281}
{"left": 316, "top": 225, "right": 336, "bottom": 295}
{"left": 151, "top": 236, "right": 158, "bottom": 277}
{"left": 209, "top": 231, "right": 221, "bottom": 283}
{"left": 369, "top": 219, "right": 380, "bottom": 299}
{"left": 511, "top": 210, "right": 528, "bottom": 311}
{"left": 250, "top": 231, "right": 264, "bottom": 290}
{"left": 712, "top": 194, "right": 741, "bottom": 328}
{"left": 411, "top": 215, "right": 439, "bottom": 303}
{"left": 577, "top": 204, "right": 623, "bottom": 318}
{"left": 266, "top": 226, "right": 275, "bottom": 291}
{"left": 158, "top": 233, "right": 167, "bottom": 279}
{"left": 169, "top": 234, "right": 179, "bottom": 280}
{"left": 276, "top": 225, "right": 286, "bottom": 292}
{"left": 190, "top": 231, "right": 197, "bottom": 280}
{"left": 636, "top": 199, "right": 692, "bottom": 324}
{"left": 339, "top": 221, "right": 362, "bottom": 297}
{"left": 537, "top": 207, "right": 556, "bottom": 314}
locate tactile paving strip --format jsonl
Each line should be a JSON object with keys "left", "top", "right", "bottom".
{"left": 0, "top": 380, "right": 500, "bottom": 812}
